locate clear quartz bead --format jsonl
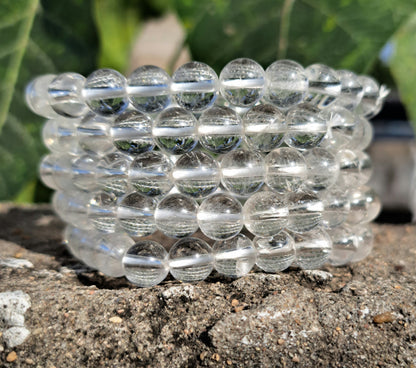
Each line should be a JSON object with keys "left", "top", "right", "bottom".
{"left": 83, "top": 68, "right": 128, "bottom": 115}
{"left": 111, "top": 110, "right": 154, "bottom": 155}
{"left": 293, "top": 227, "right": 332, "bottom": 269}
{"left": 198, "top": 106, "right": 242, "bottom": 153}
{"left": 243, "top": 191, "right": 289, "bottom": 237}
{"left": 355, "top": 76, "right": 380, "bottom": 118}
{"left": 220, "top": 149, "right": 265, "bottom": 196}
{"left": 129, "top": 151, "right": 173, "bottom": 196}
{"left": 285, "top": 103, "right": 327, "bottom": 149}
{"left": 172, "top": 151, "right": 221, "bottom": 198}
{"left": 96, "top": 152, "right": 131, "bottom": 196}
{"left": 336, "top": 149, "right": 360, "bottom": 188}
{"left": 265, "top": 59, "right": 308, "bottom": 109}
{"left": 320, "top": 188, "right": 350, "bottom": 228}
{"left": 213, "top": 234, "right": 257, "bottom": 278}
{"left": 63, "top": 225, "right": 87, "bottom": 258}
{"left": 155, "top": 194, "right": 198, "bottom": 238}
{"left": 48, "top": 72, "right": 88, "bottom": 117}
{"left": 50, "top": 154, "right": 76, "bottom": 192}
{"left": 346, "top": 185, "right": 381, "bottom": 225}
{"left": 336, "top": 70, "right": 364, "bottom": 110}
{"left": 72, "top": 154, "right": 100, "bottom": 192}
{"left": 77, "top": 113, "right": 114, "bottom": 155}
{"left": 287, "top": 190, "right": 323, "bottom": 233}
{"left": 304, "top": 64, "right": 341, "bottom": 108}
{"left": 68, "top": 228, "right": 101, "bottom": 269}
{"left": 198, "top": 193, "right": 243, "bottom": 240}
{"left": 42, "top": 117, "right": 81, "bottom": 155}
{"left": 117, "top": 192, "right": 157, "bottom": 237}
{"left": 169, "top": 237, "right": 214, "bottom": 282}
{"left": 220, "top": 58, "right": 265, "bottom": 107}
{"left": 152, "top": 107, "right": 198, "bottom": 154}
{"left": 327, "top": 225, "right": 357, "bottom": 266}
{"left": 39, "top": 154, "right": 59, "bottom": 190}
{"left": 127, "top": 65, "right": 171, "bottom": 113}
{"left": 265, "top": 147, "right": 307, "bottom": 193}
{"left": 87, "top": 191, "right": 118, "bottom": 233}
{"left": 122, "top": 241, "right": 169, "bottom": 287}
{"left": 243, "top": 103, "right": 286, "bottom": 152}
{"left": 53, "top": 191, "right": 92, "bottom": 230}
{"left": 254, "top": 231, "right": 295, "bottom": 272}
{"left": 171, "top": 61, "right": 218, "bottom": 111}
{"left": 356, "top": 151, "right": 373, "bottom": 185}
{"left": 349, "top": 224, "right": 373, "bottom": 263}
{"left": 25, "top": 74, "right": 59, "bottom": 118}
{"left": 349, "top": 117, "right": 373, "bottom": 151}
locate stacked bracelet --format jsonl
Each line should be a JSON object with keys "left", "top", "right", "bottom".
{"left": 26, "top": 58, "right": 387, "bottom": 287}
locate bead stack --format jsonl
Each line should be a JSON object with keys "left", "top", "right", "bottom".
{"left": 26, "top": 58, "right": 388, "bottom": 287}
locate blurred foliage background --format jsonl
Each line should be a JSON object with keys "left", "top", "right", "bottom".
{"left": 0, "top": 0, "right": 415, "bottom": 203}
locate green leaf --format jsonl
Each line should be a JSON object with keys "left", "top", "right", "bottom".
{"left": 0, "top": 0, "right": 99, "bottom": 201}
{"left": 390, "top": 13, "right": 416, "bottom": 129}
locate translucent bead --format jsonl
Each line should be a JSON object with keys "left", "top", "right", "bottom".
{"left": 155, "top": 194, "right": 198, "bottom": 238}
{"left": 346, "top": 186, "right": 381, "bottom": 225}
{"left": 172, "top": 151, "right": 221, "bottom": 198}
{"left": 50, "top": 155, "right": 76, "bottom": 192}
{"left": 265, "top": 147, "right": 307, "bottom": 193}
{"left": 152, "top": 107, "right": 198, "bottom": 154}
{"left": 293, "top": 227, "right": 332, "bottom": 269}
{"left": 265, "top": 59, "right": 308, "bottom": 109}
{"left": 53, "top": 191, "right": 92, "bottom": 230}
{"left": 243, "top": 104, "right": 286, "bottom": 152}
{"left": 96, "top": 152, "right": 131, "bottom": 196}
{"left": 303, "top": 148, "right": 339, "bottom": 192}
{"left": 25, "top": 74, "right": 59, "bottom": 118}
{"left": 83, "top": 68, "right": 128, "bottom": 115}
{"left": 304, "top": 64, "right": 341, "bottom": 108}
{"left": 63, "top": 225, "right": 86, "bottom": 258}
{"left": 355, "top": 76, "right": 380, "bottom": 118}
{"left": 77, "top": 114, "right": 114, "bottom": 155}
{"left": 129, "top": 151, "right": 173, "bottom": 196}
{"left": 122, "top": 240, "right": 169, "bottom": 287}
{"left": 336, "top": 70, "right": 364, "bottom": 110}
{"left": 171, "top": 61, "right": 218, "bottom": 111}
{"left": 72, "top": 154, "right": 100, "bottom": 192}
{"left": 94, "top": 233, "right": 135, "bottom": 277}
{"left": 220, "top": 149, "right": 265, "bottom": 196}
{"left": 110, "top": 111, "right": 154, "bottom": 155}
{"left": 198, "top": 106, "right": 242, "bottom": 153}
{"left": 198, "top": 193, "right": 243, "bottom": 240}
{"left": 349, "top": 224, "right": 373, "bottom": 263}
{"left": 349, "top": 117, "right": 373, "bottom": 151}
{"left": 39, "top": 154, "right": 59, "bottom": 190}
{"left": 254, "top": 231, "right": 295, "bottom": 272}
{"left": 87, "top": 191, "right": 117, "bottom": 233}
{"left": 243, "top": 191, "right": 288, "bottom": 237}
{"left": 336, "top": 149, "right": 360, "bottom": 188}
{"left": 42, "top": 118, "right": 81, "bottom": 155}
{"left": 169, "top": 237, "right": 214, "bottom": 282}
{"left": 69, "top": 228, "right": 101, "bottom": 269}
{"left": 117, "top": 192, "right": 157, "bottom": 237}
{"left": 213, "top": 234, "right": 257, "bottom": 277}
{"left": 127, "top": 65, "right": 171, "bottom": 113}
{"left": 285, "top": 103, "right": 327, "bottom": 149}
{"left": 287, "top": 190, "right": 323, "bottom": 233}
{"left": 219, "top": 58, "right": 265, "bottom": 107}
{"left": 356, "top": 151, "right": 373, "bottom": 185}
{"left": 320, "top": 188, "right": 350, "bottom": 228}
{"left": 48, "top": 72, "right": 88, "bottom": 117}
{"left": 327, "top": 225, "right": 357, "bottom": 266}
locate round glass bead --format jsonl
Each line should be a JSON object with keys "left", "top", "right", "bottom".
{"left": 243, "top": 104, "right": 286, "bottom": 152}
{"left": 129, "top": 151, "right": 173, "bottom": 196}
{"left": 243, "top": 191, "right": 288, "bottom": 237}
{"left": 77, "top": 114, "right": 114, "bottom": 155}
{"left": 349, "top": 224, "right": 373, "bottom": 263}
{"left": 42, "top": 118, "right": 81, "bottom": 155}
{"left": 198, "top": 106, "right": 242, "bottom": 153}
{"left": 320, "top": 187, "right": 350, "bottom": 228}
{"left": 356, "top": 151, "right": 373, "bottom": 185}
{"left": 265, "top": 147, "right": 307, "bottom": 193}
{"left": 152, "top": 107, "right": 198, "bottom": 154}
{"left": 287, "top": 190, "right": 323, "bottom": 233}
{"left": 172, "top": 151, "right": 221, "bottom": 198}
{"left": 265, "top": 59, "right": 308, "bottom": 109}
{"left": 48, "top": 72, "right": 88, "bottom": 117}
{"left": 72, "top": 154, "right": 100, "bottom": 192}
{"left": 336, "top": 70, "right": 364, "bottom": 111}
{"left": 127, "top": 65, "right": 171, "bottom": 113}
{"left": 346, "top": 186, "right": 381, "bottom": 225}
{"left": 87, "top": 191, "right": 118, "bottom": 233}
{"left": 50, "top": 155, "right": 76, "bottom": 192}
{"left": 117, "top": 192, "right": 157, "bottom": 237}
{"left": 171, "top": 61, "right": 218, "bottom": 111}
{"left": 254, "top": 231, "right": 295, "bottom": 272}
{"left": 169, "top": 237, "right": 214, "bottom": 282}
{"left": 110, "top": 111, "right": 154, "bottom": 155}
{"left": 25, "top": 74, "right": 59, "bottom": 118}
{"left": 96, "top": 152, "right": 131, "bottom": 196}
{"left": 336, "top": 149, "right": 360, "bottom": 188}
{"left": 53, "top": 191, "right": 92, "bottom": 230}
{"left": 63, "top": 225, "right": 86, "bottom": 258}
{"left": 219, "top": 58, "right": 265, "bottom": 107}
{"left": 350, "top": 117, "right": 373, "bottom": 151}
{"left": 303, "top": 148, "right": 339, "bottom": 192}
{"left": 198, "top": 193, "right": 243, "bottom": 240}
{"left": 304, "top": 64, "right": 341, "bottom": 108}
{"left": 220, "top": 149, "right": 265, "bottom": 196}
{"left": 122, "top": 240, "right": 169, "bottom": 287}
{"left": 213, "top": 234, "right": 257, "bottom": 278}
{"left": 285, "top": 103, "right": 327, "bottom": 149}
{"left": 293, "top": 227, "right": 332, "bottom": 269}
{"left": 155, "top": 193, "right": 199, "bottom": 238}
{"left": 39, "top": 154, "right": 59, "bottom": 190}
{"left": 355, "top": 76, "right": 380, "bottom": 118}
{"left": 69, "top": 228, "right": 101, "bottom": 269}
{"left": 327, "top": 225, "right": 357, "bottom": 266}
{"left": 83, "top": 68, "right": 128, "bottom": 115}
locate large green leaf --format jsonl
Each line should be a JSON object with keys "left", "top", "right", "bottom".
{"left": 0, "top": 0, "right": 99, "bottom": 201}
{"left": 174, "top": 0, "right": 416, "bottom": 74}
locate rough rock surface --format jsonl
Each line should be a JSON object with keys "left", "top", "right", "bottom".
{"left": 0, "top": 204, "right": 415, "bottom": 367}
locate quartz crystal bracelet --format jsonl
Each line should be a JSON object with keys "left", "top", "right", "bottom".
{"left": 26, "top": 58, "right": 388, "bottom": 287}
